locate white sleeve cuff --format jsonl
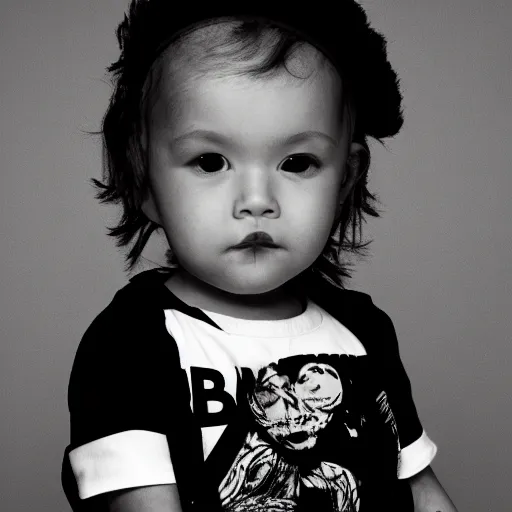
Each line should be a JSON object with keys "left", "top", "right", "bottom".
{"left": 398, "top": 430, "right": 438, "bottom": 479}
{"left": 69, "top": 430, "right": 176, "bottom": 499}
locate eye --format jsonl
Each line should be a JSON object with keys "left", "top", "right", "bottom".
{"left": 280, "top": 154, "right": 321, "bottom": 174}
{"left": 191, "top": 153, "right": 229, "bottom": 174}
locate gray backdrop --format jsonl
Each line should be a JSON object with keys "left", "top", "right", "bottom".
{"left": 1, "top": 1, "right": 510, "bottom": 511}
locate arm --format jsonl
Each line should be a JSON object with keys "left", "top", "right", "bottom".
{"left": 107, "top": 484, "right": 183, "bottom": 512}
{"left": 64, "top": 290, "right": 195, "bottom": 509}
{"left": 355, "top": 304, "right": 456, "bottom": 511}
{"left": 408, "top": 466, "right": 458, "bottom": 512}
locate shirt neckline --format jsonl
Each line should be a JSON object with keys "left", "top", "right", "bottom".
{"left": 198, "top": 299, "right": 323, "bottom": 338}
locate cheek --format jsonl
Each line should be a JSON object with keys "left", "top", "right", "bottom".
{"left": 290, "top": 180, "right": 341, "bottom": 241}
{"left": 153, "top": 176, "right": 223, "bottom": 246}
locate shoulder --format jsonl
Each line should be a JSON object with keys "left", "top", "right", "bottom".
{"left": 69, "top": 270, "right": 178, "bottom": 397}
{"left": 75, "top": 269, "right": 172, "bottom": 350}
{"left": 310, "top": 278, "right": 390, "bottom": 324}
{"left": 67, "top": 270, "right": 187, "bottom": 442}
{"left": 337, "top": 288, "right": 393, "bottom": 326}
{"left": 309, "top": 278, "right": 399, "bottom": 354}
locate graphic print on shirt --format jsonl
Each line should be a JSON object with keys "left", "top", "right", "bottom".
{"left": 198, "top": 353, "right": 400, "bottom": 512}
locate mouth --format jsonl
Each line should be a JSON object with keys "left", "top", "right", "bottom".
{"left": 231, "top": 231, "right": 280, "bottom": 250}
{"left": 285, "top": 431, "right": 310, "bottom": 445}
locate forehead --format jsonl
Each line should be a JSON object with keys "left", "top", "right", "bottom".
{"left": 147, "top": 21, "right": 348, "bottom": 138}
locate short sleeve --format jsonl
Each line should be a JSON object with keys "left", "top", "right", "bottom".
{"left": 369, "top": 305, "right": 438, "bottom": 479}
{"left": 66, "top": 289, "right": 185, "bottom": 499}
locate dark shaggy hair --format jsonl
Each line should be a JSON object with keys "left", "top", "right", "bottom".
{"left": 92, "top": 1, "right": 404, "bottom": 289}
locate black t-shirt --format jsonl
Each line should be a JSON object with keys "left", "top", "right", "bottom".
{"left": 61, "top": 269, "right": 436, "bottom": 512}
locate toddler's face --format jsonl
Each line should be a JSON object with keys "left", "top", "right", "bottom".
{"left": 143, "top": 43, "right": 359, "bottom": 295}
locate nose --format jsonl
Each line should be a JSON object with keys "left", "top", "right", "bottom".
{"left": 233, "top": 167, "right": 280, "bottom": 219}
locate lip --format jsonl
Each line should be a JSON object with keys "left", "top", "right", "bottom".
{"left": 231, "top": 231, "right": 280, "bottom": 249}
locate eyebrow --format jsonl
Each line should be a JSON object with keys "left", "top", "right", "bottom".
{"left": 170, "top": 129, "right": 339, "bottom": 148}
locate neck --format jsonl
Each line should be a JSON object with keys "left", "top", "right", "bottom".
{"left": 165, "top": 269, "right": 304, "bottom": 320}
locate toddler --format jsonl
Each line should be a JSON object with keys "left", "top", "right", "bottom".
{"left": 62, "top": 3, "right": 458, "bottom": 512}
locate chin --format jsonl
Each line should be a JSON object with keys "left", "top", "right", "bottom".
{"left": 220, "top": 279, "right": 285, "bottom": 296}
{"left": 214, "top": 269, "right": 295, "bottom": 296}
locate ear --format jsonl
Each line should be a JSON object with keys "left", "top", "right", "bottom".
{"left": 338, "top": 142, "right": 369, "bottom": 203}
{"left": 141, "top": 188, "right": 162, "bottom": 225}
